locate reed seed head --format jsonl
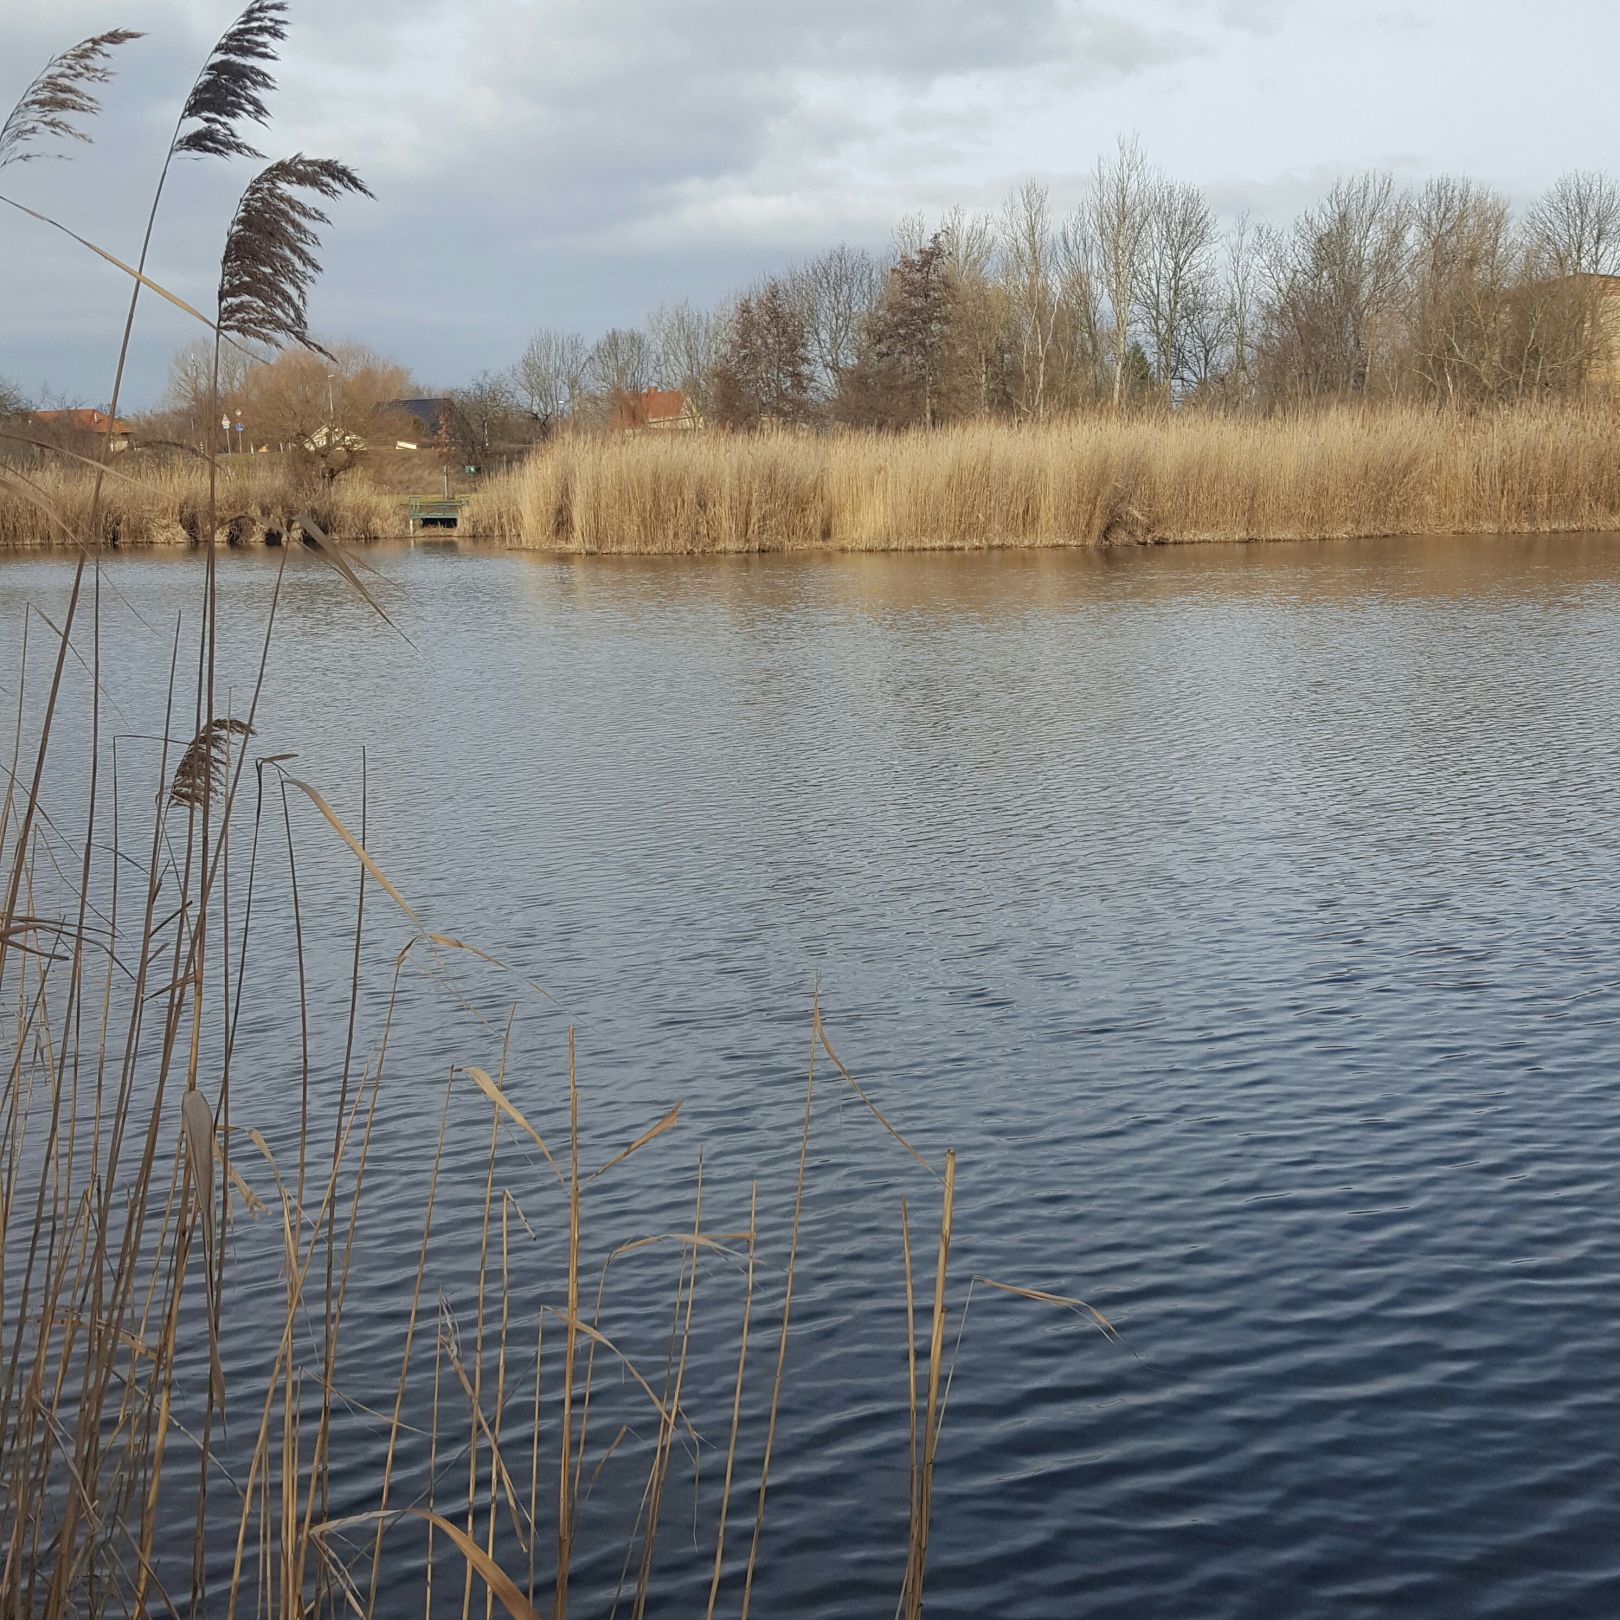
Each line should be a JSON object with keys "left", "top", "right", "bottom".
{"left": 217, "top": 154, "right": 373, "bottom": 359}
{"left": 169, "top": 717, "right": 255, "bottom": 810}
{"left": 174, "top": 1, "right": 290, "bottom": 162}
{"left": 0, "top": 30, "right": 143, "bottom": 169}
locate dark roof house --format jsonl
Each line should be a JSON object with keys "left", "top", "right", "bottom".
{"left": 386, "top": 397, "right": 453, "bottom": 446}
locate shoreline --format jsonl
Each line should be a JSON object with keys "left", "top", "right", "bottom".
{"left": 7, "top": 403, "right": 1620, "bottom": 555}
{"left": 7, "top": 522, "right": 1620, "bottom": 561}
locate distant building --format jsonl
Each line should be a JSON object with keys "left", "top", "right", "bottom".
{"left": 386, "top": 397, "right": 453, "bottom": 449}
{"left": 31, "top": 408, "right": 131, "bottom": 452}
{"left": 1574, "top": 273, "right": 1620, "bottom": 385}
{"left": 609, "top": 388, "right": 702, "bottom": 432}
{"left": 303, "top": 424, "right": 367, "bottom": 453}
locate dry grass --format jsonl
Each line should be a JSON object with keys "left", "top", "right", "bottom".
{"left": 1, "top": 669, "right": 998, "bottom": 1616}
{"left": 11, "top": 404, "right": 1618, "bottom": 556}
{"left": 0, "top": 457, "right": 409, "bottom": 549}
{"left": 481, "top": 402, "right": 1620, "bottom": 553}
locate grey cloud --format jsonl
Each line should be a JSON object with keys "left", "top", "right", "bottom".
{"left": 4, "top": 0, "right": 1597, "bottom": 406}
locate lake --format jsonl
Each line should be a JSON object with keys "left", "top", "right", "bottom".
{"left": 3, "top": 535, "right": 1619, "bottom": 1618}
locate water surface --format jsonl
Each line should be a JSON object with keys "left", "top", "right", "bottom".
{"left": 4, "top": 534, "right": 1619, "bottom": 1618}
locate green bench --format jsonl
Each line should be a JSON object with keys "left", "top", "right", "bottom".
{"left": 406, "top": 498, "right": 468, "bottom": 533}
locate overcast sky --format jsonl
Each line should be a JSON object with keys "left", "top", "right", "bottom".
{"left": 2, "top": 0, "right": 1617, "bottom": 407}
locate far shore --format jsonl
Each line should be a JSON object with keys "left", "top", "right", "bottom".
{"left": 6, "top": 403, "right": 1620, "bottom": 555}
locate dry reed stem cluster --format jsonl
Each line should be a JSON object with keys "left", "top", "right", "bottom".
{"left": 0, "top": 460, "right": 406, "bottom": 550}
{"left": 481, "top": 402, "right": 1620, "bottom": 553}
{"left": 8, "top": 402, "right": 1620, "bottom": 556}
{"left": 2, "top": 680, "right": 1002, "bottom": 1619}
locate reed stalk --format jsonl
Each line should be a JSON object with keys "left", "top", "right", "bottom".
{"left": 477, "top": 401, "right": 1620, "bottom": 553}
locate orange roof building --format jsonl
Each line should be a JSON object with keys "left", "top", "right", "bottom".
{"left": 32, "top": 408, "right": 132, "bottom": 437}
{"left": 608, "top": 388, "right": 700, "bottom": 431}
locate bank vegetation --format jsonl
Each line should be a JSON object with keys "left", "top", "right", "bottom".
{"left": 10, "top": 132, "right": 1620, "bottom": 553}
{"left": 480, "top": 403, "right": 1620, "bottom": 552}
{"left": 2, "top": 399, "right": 1618, "bottom": 553}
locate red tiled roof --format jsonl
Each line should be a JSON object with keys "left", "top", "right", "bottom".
{"left": 32, "top": 408, "right": 131, "bottom": 435}
{"left": 610, "top": 388, "right": 688, "bottom": 428}
{"left": 640, "top": 388, "right": 686, "bottom": 422}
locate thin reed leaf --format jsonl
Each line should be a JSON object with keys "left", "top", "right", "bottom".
{"left": 455, "top": 1065, "right": 564, "bottom": 1184}
{"left": 972, "top": 1275, "right": 1124, "bottom": 1343}
{"left": 312, "top": 1510, "right": 542, "bottom": 1620}
{"left": 814, "top": 1004, "right": 933, "bottom": 1175}
{"left": 587, "top": 1101, "right": 682, "bottom": 1183}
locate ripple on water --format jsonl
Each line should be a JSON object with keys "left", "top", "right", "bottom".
{"left": 4, "top": 536, "right": 1620, "bottom": 1617}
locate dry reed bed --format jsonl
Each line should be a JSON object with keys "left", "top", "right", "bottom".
{"left": 482, "top": 405, "right": 1620, "bottom": 553}
{"left": 1, "top": 679, "right": 993, "bottom": 1617}
{"left": 0, "top": 459, "right": 407, "bottom": 550}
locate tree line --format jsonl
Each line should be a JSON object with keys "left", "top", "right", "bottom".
{"left": 508, "top": 144, "right": 1620, "bottom": 433}
{"left": 9, "top": 140, "right": 1618, "bottom": 467}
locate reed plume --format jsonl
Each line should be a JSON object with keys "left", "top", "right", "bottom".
{"left": 168, "top": 718, "right": 254, "bottom": 810}
{"left": 174, "top": 0, "right": 289, "bottom": 160}
{"left": 0, "top": 29, "right": 142, "bottom": 169}
{"left": 217, "top": 155, "right": 372, "bottom": 357}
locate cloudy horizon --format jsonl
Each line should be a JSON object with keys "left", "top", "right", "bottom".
{"left": 2, "top": 0, "right": 1616, "bottom": 408}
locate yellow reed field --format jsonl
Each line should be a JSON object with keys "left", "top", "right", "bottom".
{"left": 0, "top": 457, "right": 406, "bottom": 550}
{"left": 7, "top": 403, "right": 1620, "bottom": 555}
{"left": 480, "top": 403, "right": 1620, "bottom": 554}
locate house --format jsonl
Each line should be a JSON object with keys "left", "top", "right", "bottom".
{"left": 385, "top": 396, "right": 453, "bottom": 449}
{"left": 303, "top": 424, "right": 367, "bottom": 453}
{"left": 1522, "top": 273, "right": 1620, "bottom": 387}
{"left": 608, "top": 388, "right": 701, "bottom": 432}
{"left": 1574, "top": 273, "right": 1620, "bottom": 385}
{"left": 31, "top": 407, "right": 132, "bottom": 452}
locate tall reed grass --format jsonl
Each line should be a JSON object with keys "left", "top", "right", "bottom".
{"left": 482, "top": 403, "right": 1620, "bottom": 553}
{"left": 0, "top": 459, "right": 407, "bottom": 550}
{"left": 11, "top": 403, "right": 1619, "bottom": 556}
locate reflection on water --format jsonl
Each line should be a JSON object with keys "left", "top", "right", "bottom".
{"left": 4, "top": 534, "right": 1620, "bottom": 1619}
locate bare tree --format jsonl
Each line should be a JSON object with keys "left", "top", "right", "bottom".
{"left": 0, "top": 377, "right": 34, "bottom": 470}
{"left": 788, "top": 245, "right": 881, "bottom": 400}
{"left": 1401, "top": 176, "right": 1516, "bottom": 404}
{"left": 839, "top": 233, "right": 974, "bottom": 429}
{"left": 711, "top": 278, "right": 815, "bottom": 429}
{"left": 648, "top": 300, "right": 722, "bottom": 421}
{"left": 1138, "top": 177, "right": 1218, "bottom": 399}
{"left": 515, "top": 328, "right": 587, "bottom": 431}
{"left": 889, "top": 211, "right": 929, "bottom": 265}
{"left": 1178, "top": 278, "right": 1233, "bottom": 401}
{"left": 999, "top": 182, "right": 1062, "bottom": 419}
{"left": 940, "top": 207, "right": 1006, "bottom": 416}
{"left": 232, "top": 340, "right": 412, "bottom": 474}
{"left": 1053, "top": 205, "right": 1105, "bottom": 406}
{"left": 445, "top": 369, "right": 526, "bottom": 467}
{"left": 1088, "top": 135, "right": 1155, "bottom": 407}
{"left": 1222, "top": 212, "right": 1259, "bottom": 405}
{"left": 1257, "top": 172, "right": 1411, "bottom": 403}
{"left": 585, "top": 326, "right": 654, "bottom": 399}
{"left": 1526, "top": 170, "right": 1620, "bottom": 277}
{"left": 162, "top": 335, "right": 262, "bottom": 451}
